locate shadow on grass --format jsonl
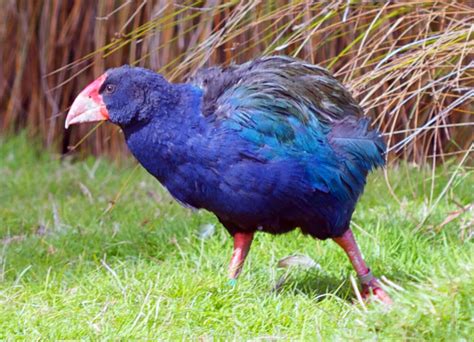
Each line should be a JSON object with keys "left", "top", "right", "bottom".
{"left": 273, "top": 271, "right": 407, "bottom": 303}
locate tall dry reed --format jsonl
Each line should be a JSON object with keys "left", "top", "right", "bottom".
{"left": 1, "top": 0, "right": 472, "bottom": 163}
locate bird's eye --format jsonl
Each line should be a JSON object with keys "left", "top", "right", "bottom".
{"left": 105, "top": 84, "right": 116, "bottom": 94}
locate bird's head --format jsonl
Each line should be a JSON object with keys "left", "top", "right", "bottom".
{"left": 65, "top": 66, "right": 175, "bottom": 129}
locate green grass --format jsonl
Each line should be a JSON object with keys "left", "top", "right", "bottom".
{"left": 0, "top": 133, "right": 473, "bottom": 340}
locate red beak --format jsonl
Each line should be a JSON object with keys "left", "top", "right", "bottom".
{"left": 65, "top": 74, "right": 110, "bottom": 129}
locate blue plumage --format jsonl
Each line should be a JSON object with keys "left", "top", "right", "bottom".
{"left": 100, "top": 56, "right": 386, "bottom": 239}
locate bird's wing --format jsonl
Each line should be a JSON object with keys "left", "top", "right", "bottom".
{"left": 188, "top": 56, "right": 383, "bottom": 200}
{"left": 188, "top": 56, "right": 365, "bottom": 161}
{"left": 188, "top": 57, "right": 353, "bottom": 194}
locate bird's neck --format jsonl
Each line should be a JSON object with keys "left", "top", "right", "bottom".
{"left": 121, "top": 84, "right": 207, "bottom": 183}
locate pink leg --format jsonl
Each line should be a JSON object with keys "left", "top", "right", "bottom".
{"left": 333, "top": 229, "right": 392, "bottom": 305}
{"left": 228, "top": 231, "right": 254, "bottom": 280}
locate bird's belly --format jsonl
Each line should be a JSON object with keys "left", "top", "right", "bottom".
{"left": 167, "top": 158, "right": 326, "bottom": 233}
{"left": 208, "top": 185, "right": 354, "bottom": 239}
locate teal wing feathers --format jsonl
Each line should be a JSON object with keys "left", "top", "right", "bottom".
{"left": 188, "top": 56, "right": 385, "bottom": 200}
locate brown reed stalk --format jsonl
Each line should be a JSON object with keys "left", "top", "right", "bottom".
{"left": 0, "top": 0, "right": 472, "bottom": 165}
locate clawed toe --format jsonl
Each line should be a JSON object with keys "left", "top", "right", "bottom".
{"left": 361, "top": 278, "right": 393, "bottom": 305}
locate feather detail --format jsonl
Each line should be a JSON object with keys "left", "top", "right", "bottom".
{"left": 328, "top": 118, "right": 386, "bottom": 198}
{"left": 189, "top": 56, "right": 363, "bottom": 124}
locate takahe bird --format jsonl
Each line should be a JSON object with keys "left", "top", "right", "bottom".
{"left": 66, "top": 56, "right": 391, "bottom": 304}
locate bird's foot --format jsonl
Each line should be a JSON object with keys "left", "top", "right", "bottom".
{"left": 360, "top": 277, "right": 393, "bottom": 305}
{"left": 227, "top": 278, "right": 237, "bottom": 287}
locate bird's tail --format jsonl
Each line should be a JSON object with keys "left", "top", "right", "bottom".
{"left": 328, "top": 117, "right": 386, "bottom": 169}
{"left": 327, "top": 117, "right": 386, "bottom": 198}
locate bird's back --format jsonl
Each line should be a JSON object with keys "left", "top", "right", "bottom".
{"left": 189, "top": 56, "right": 363, "bottom": 124}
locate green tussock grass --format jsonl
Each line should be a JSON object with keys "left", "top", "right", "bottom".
{"left": 0, "top": 133, "right": 473, "bottom": 339}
